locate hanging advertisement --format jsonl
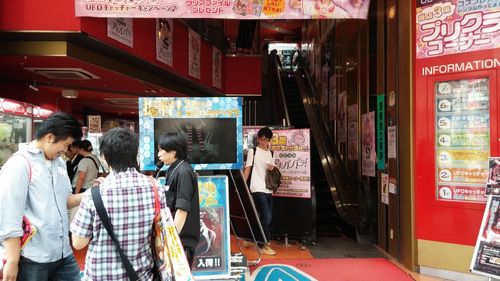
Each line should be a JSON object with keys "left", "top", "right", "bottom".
{"left": 156, "top": 18, "right": 173, "bottom": 66}
{"left": 416, "top": 0, "right": 500, "bottom": 59}
{"left": 337, "top": 92, "right": 347, "bottom": 143}
{"left": 212, "top": 47, "right": 222, "bottom": 89}
{"left": 361, "top": 111, "right": 376, "bottom": 177}
{"left": 387, "top": 125, "right": 397, "bottom": 159}
{"left": 347, "top": 103, "right": 358, "bottom": 160}
{"left": 87, "top": 115, "right": 101, "bottom": 133}
{"left": 435, "top": 78, "right": 490, "bottom": 202}
{"left": 189, "top": 29, "right": 201, "bottom": 79}
{"left": 192, "top": 175, "right": 231, "bottom": 280}
{"left": 107, "top": 18, "right": 133, "bottom": 47}
{"left": 470, "top": 196, "right": 500, "bottom": 279}
{"left": 381, "top": 173, "right": 389, "bottom": 205}
{"left": 243, "top": 127, "right": 311, "bottom": 199}
{"left": 329, "top": 74, "right": 337, "bottom": 122}
{"left": 75, "top": 0, "right": 370, "bottom": 19}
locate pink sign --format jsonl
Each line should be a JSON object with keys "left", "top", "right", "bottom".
{"left": 75, "top": 0, "right": 369, "bottom": 19}
{"left": 416, "top": 1, "right": 500, "bottom": 58}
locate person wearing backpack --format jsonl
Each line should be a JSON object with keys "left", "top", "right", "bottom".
{"left": 243, "top": 127, "right": 277, "bottom": 255}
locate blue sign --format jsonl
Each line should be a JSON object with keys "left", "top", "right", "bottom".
{"left": 252, "top": 264, "right": 317, "bottom": 281}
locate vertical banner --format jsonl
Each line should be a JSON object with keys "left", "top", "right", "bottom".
{"left": 193, "top": 175, "right": 231, "bottom": 280}
{"left": 212, "top": 47, "right": 222, "bottom": 89}
{"left": 347, "top": 103, "right": 358, "bottom": 160}
{"left": 337, "top": 92, "right": 347, "bottom": 143}
{"left": 387, "top": 125, "right": 397, "bottom": 159}
{"left": 329, "top": 74, "right": 337, "bottom": 122}
{"left": 381, "top": 173, "right": 389, "bottom": 205}
{"left": 243, "top": 127, "right": 311, "bottom": 199}
{"left": 471, "top": 196, "right": 500, "bottom": 279}
{"left": 107, "top": 18, "right": 133, "bottom": 47}
{"left": 156, "top": 19, "right": 173, "bottom": 66}
{"left": 377, "top": 95, "right": 385, "bottom": 170}
{"left": 362, "top": 111, "right": 376, "bottom": 177}
{"left": 87, "top": 115, "right": 101, "bottom": 134}
{"left": 188, "top": 29, "right": 201, "bottom": 79}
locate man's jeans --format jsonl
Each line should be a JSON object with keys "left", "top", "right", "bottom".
{"left": 252, "top": 192, "right": 273, "bottom": 245}
{"left": 17, "top": 254, "right": 80, "bottom": 281}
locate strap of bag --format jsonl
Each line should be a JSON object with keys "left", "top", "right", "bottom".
{"left": 91, "top": 187, "right": 139, "bottom": 281}
{"left": 148, "top": 177, "right": 161, "bottom": 216}
{"left": 84, "top": 156, "right": 100, "bottom": 171}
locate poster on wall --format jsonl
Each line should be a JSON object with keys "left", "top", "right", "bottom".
{"left": 107, "top": 18, "right": 133, "bottom": 47}
{"left": 485, "top": 157, "right": 500, "bottom": 196}
{"left": 329, "top": 74, "right": 337, "bottom": 122}
{"left": 87, "top": 115, "right": 101, "bottom": 134}
{"left": 387, "top": 125, "right": 397, "bottom": 159}
{"left": 361, "top": 111, "right": 376, "bottom": 177}
{"left": 416, "top": 0, "right": 500, "bottom": 58}
{"left": 192, "top": 175, "right": 231, "bottom": 280}
{"left": 188, "top": 29, "right": 201, "bottom": 79}
{"left": 212, "top": 47, "right": 222, "bottom": 89}
{"left": 471, "top": 196, "right": 500, "bottom": 279}
{"left": 435, "top": 78, "right": 489, "bottom": 203}
{"left": 243, "top": 127, "right": 311, "bottom": 199}
{"left": 75, "top": 0, "right": 370, "bottom": 19}
{"left": 381, "top": 173, "right": 389, "bottom": 205}
{"left": 156, "top": 19, "right": 173, "bottom": 66}
{"left": 347, "top": 103, "right": 358, "bottom": 160}
{"left": 337, "top": 92, "right": 347, "bottom": 143}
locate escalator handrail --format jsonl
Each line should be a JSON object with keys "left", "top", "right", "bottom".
{"left": 294, "top": 56, "right": 373, "bottom": 231}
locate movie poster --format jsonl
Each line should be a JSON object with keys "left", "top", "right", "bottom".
{"left": 107, "top": 18, "right": 133, "bottom": 47}
{"left": 188, "top": 29, "right": 201, "bottom": 79}
{"left": 156, "top": 18, "right": 173, "bottom": 66}
{"left": 471, "top": 196, "right": 500, "bottom": 279}
{"left": 212, "top": 47, "right": 222, "bottom": 89}
{"left": 193, "top": 176, "right": 231, "bottom": 280}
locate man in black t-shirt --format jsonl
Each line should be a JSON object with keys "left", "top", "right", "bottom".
{"left": 157, "top": 132, "right": 200, "bottom": 267}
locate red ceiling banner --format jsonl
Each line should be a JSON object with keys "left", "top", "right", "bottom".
{"left": 75, "top": 0, "right": 369, "bottom": 19}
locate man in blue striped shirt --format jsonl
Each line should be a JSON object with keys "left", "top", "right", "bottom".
{"left": 0, "top": 112, "right": 83, "bottom": 281}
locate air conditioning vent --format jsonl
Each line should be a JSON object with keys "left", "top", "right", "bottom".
{"left": 103, "top": 98, "right": 138, "bottom": 105}
{"left": 24, "top": 68, "right": 100, "bottom": 79}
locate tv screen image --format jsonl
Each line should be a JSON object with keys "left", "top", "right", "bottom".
{"left": 154, "top": 118, "right": 237, "bottom": 164}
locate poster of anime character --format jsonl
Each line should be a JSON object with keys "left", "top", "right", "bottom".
{"left": 486, "top": 157, "right": 500, "bottom": 196}
{"left": 192, "top": 176, "right": 231, "bottom": 280}
{"left": 188, "top": 29, "right": 201, "bottom": 79}
{"left": 471, "top": 196, "right": 500, "bottom": 279}
{"left": 107, "top": 18, "right": 133, "bottom": 47}
{"left": 212, "top": 47, "right": 222, "bottom": 89}
{"left": 156, "top": 18, "right": 173, "bottom": 66}
{"left": 361, "top": 111, "right": 376, "bottom": 177}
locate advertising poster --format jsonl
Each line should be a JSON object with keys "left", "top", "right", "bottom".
{"left": 347, "top": 103, "right": 358, "bottom": 160}
{"left": 471, "top": 196, "right": 500, "bottom": 279}
{"left": 387, "top": 125, "right": 397, "bottom": 159}
{"left": 76, "top": 0, "right": 370, "bottom": 19}
{"left": 321, "top": 64, "right": 329, "bottom": 109}
{"left": 486, "top": 157, "right": 500, "bottom": 196}
{"left": 212, "top": 47, "right": 222, "bottom": 89}
{"left": 107, "top": 18, "right": 133, "bottom": 47}
{"left": 192, "top": 176, "right": 231, "bottom": 280}
{"left": 243, "top": 127, "right": 311, "bottom": 199}
{"left": 87, "top": 115, "right": 101, "bottom": 134}
{"left": 329, "top": 74, "right": 337, "bottom": 122}
{"left": 337, "top": 92, "right": 347, "bottom": 143}
{"left": 416, "top": 0, "right": 500, "bottom": 58}
{"left": 435, "top": 78, "right": 490, "bottom": 202}
{"left": 361, "top": 111, "right": 376, "bottom": 177}
{"left": 188, "top": 29, "right": 201, "bottom": 79}
{"left": 156, "top": 18, "right": 173, "bottom": 66}
{"left": 381, "top": 173, "right": 389, "bottom": 205}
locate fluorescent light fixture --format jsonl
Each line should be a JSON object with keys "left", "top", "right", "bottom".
{"left": 62, "top": 89, "right": 78, "bottom": 99}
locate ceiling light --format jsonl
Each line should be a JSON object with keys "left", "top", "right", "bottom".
{"left": 62, "top": 89, "right": 78, "bottom": 99}
{"left": 29, "top": 83, "right": 39, "bottom": 92}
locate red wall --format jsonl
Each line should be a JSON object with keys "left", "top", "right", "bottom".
{"left": 414, "top": 49, "right": 500, "bottom": 245}
{"left": 225, "top": 56, "right": 262, "bottom": 96}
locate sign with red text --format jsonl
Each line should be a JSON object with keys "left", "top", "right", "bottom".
{"left": 75, "top": 0, "right": 369, "bottom": 19}
{"left": 416, "top": 0, "right": 500, "bottom": 58}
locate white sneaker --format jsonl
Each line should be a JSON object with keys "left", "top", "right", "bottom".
{"left": 260, "top": 245, "right": 276, "bottom": 256}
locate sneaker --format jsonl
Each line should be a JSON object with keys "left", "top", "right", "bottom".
{"left": 260, "top": 245, "right": 276, "bottom": 256}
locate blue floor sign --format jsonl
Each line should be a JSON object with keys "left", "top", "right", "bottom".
{"left": 252, "top": 264, "right": 317, "bottom": 281}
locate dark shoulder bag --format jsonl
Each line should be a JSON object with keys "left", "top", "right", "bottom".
{"left": 91, "top": 187, "right": 139, "bottom": 281}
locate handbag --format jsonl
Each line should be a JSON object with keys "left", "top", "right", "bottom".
{"left": 265, "top": 167, "right": 282, "bottom": 193}
{"left": 149, "top": 177, "right": 194, "bottom": 281}
{"left": 91, "top": 186, "right": 139, "bottom": 281}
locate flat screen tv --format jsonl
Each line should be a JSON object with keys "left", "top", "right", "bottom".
{"left": 139, "top": 97, "right": 243, "bottom": 171}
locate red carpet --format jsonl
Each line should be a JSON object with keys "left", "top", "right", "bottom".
{"left": 251, "top": 258, "right": 414, "bottom": 281}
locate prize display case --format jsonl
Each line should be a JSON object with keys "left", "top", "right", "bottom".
{"left": 0, "top": 98, "right": 33, "bottom": 167}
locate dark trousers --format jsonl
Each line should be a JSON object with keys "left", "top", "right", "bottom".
{"left": 17, "top": 254, "right": 80, "bottom": 281}
{"left": 184, "top": 246, "right": 195, "bottom": 268}
{"left": 252, "top": 192, "right": 273, "bottom": 247}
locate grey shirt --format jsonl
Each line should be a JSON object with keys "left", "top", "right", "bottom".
{"left": 0, "top": 142, "right": 73, "bottom": 262}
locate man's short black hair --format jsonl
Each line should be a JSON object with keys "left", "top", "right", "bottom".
{"left": 257, "top": 127, "right": 273, "bottom": 139}
{"left": 34, "top": 112, "right": 82, "bottom": 142}
{"left": 100, "top": 128, "right": 138, "bottom": 172}
{"left": 158, "top": 132, "right": 188, "bottom": 160}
